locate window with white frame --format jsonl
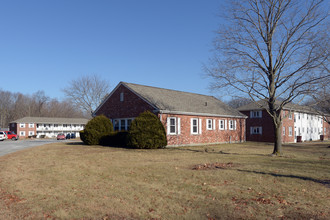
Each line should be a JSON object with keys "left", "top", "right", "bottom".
{"left": 288, "top": 113, "right": 292, "bottom": 119}
{"left": 29, "top": 123, "right": 34, "bottom": 128}
{"left": 167, "top": 117, "right": 180, "bottom": 135}
{"left": 20, "top": 123, "right": 25, "bottom": 128}
{"left": 289, "top": 127, "right": 293, "bottom": 136}
{"left": 113, "top": 119, "right": 119, "bottom": 131}
{"left": 229, "top": 120, "right": 236, "bottom": 130}
{"left": 250, "top": 110, "right": 262, "bottom": 118}
{"left": 29, "top": 131, "right": 34, "bottom": 136}
{"left": 283, "top": 126, "right": 285, "bottom": 135}
{"left": 113, "top": 118, "right": 134, "bottom": 131}
{"left": 206, "top": 119, "right": 213, "bottom": 130}
{"left": 20, "top": 131, "right": 25, "bottom": 136}
{"left": 251, "top": 127, "right": 262, "bottom": 134}
{"left": 191, "top": 118, "right": 200, "bottom": 134}
{"left": 219, "top": 120, "right": 224, "bottom": 130}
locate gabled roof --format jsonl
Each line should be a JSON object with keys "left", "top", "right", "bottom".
{"left": 10, "top": 117, "right": 89, "bottom": 124}
{"left": 237, "top": 99, "right": 320, "bottom": 115}
{"left": 97, "top": 82, "right": 246, "bottom": 118}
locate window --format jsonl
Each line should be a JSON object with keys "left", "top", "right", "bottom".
{"left": 29, "top": 123, "right": 34, "bottom": 128}
{"left": 250, "top": 110, "right": 262, "bottom": 118}
{"left": 114, "top": 119, "right": 119, "bottom": 131}
{"left": 229, "top": 120, "right": 236, "bottom": 130}
{"left": 29, "top": 131, "right": 34, "bottom": 136}
{"left": 283, "top": 127, "right": 285, "bottom": 135}
{"left": 120, "top": 119, "right": 126, "bottom": 131}
{"left": 120, "top": 92, "right": 124, "bottom": 102}
{"left": 191, "top": 118, "right": 200, "bottom": 134}
{"left": 251, "top": 127, "right": 262, "bottom": 134}
{"left": 288, "top": 113, "right": 292, "bottom": 119}
{"left": 206, "top": 119, "right": 213, "bottom": 130}
{"left": 20, "top": 123, "right": 25, "bottom": 128}
{"left": 219, "top": 120, "right": 224, "bottom": 130}
{"left": 167, "top": 117, "right": 181, "bottom": 135}
{"left": 289, "top": 127, "right": 293, "bottom": 136}
{"left": 20, "top": 131, "right": 26, "bottom": 136}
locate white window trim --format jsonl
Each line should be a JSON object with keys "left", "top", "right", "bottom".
{"left": 191, "top": 118, "right": 200, "bottom": 135}
{"left": 206, "top": 119, "right": 213, "bottom": 130}
{"left": 219, "top": 120, "right": 224, "bottom": 130}
{"left": 289, "top": 127, "right": 293, "bottom": 136}
{"left": 283, "top": 127, "right": 285, "bottom": 136}
{"left": 167, "top": 117, "right": 180, "bottom": 135}
{"left": 229, "top": 120, "right": 234, "bottom": 130}
{"left": 29, "top": 123, "right": 34, "bottom": 128}
{"left": 20, "top": 123, "right": 25, "bottom": 128}
{"left": 20, "top": 131, "right": 26, "bottom": 136}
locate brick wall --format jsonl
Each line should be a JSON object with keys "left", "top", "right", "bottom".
{"left": 159, "top": 113, "right": 245, "bottom": 146}
{"left": 281, "top": 110, "right": 295, "bottom": 143}
{"left": 324, "top": 117, "right": 330, "bottom": 140}
{"left": 95, "top": 84, "right": 155, "bottom": 118}
{"left": 11, "top": 123, "right": 37, "bottom": 139}
{"left": 241, "top": 109, "right": 294, "bottom": 143}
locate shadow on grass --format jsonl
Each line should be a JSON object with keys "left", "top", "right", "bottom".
{"left": 237, "top": 169, "right": 330, "bottom": 188}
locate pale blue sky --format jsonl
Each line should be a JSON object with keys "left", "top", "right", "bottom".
{"left": 0, "top": 0, "right": 224, "bottom": 100}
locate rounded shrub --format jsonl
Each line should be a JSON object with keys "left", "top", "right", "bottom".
{"left": 81, "top": 115, "right": 113, "bottom": 145}
{"left": 127, "top": 111, "right": 167, "bottom": 149}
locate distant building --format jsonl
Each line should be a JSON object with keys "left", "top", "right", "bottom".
{"left": 238, "top": 100, "right": 330, "bottom": 143}
{"left": 94, "top": 82, "right": 247, "bottom": 146}
{"left": 9, "top": 117, "right": 88, "bottom": 139}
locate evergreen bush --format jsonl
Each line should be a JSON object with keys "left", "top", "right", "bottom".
{"left": 127, "top": 111, "right": 167, "bottom": 149}
{"left": 100, "top": 131, "right": 128, "bottom": 147}
{"left": 80, "top": 115, "right": 113, "bottom": 145}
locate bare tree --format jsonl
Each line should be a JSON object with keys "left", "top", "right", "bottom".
{"left": 226, "top": 97, "right": 253, "bottom": 109}
{"left": 206, "top": 0, "right": 329, "bottom": 155}
{"left": 62, "top": 74, "right": 110, "bottom": 116}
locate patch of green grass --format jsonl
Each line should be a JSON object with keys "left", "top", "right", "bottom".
{"left": 0, "top": 141, "right": 329, "bottom": 219}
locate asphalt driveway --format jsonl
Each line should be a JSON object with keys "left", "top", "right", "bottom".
{"left": 0, "top": 139, "right": 70, "bottom": 157}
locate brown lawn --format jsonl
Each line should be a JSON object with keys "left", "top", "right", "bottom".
{"left": 0, "top": 141, "right": 329, "bottom": 219}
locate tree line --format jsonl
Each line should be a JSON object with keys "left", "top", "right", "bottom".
{"left": 0, "top": 89, "right": 86, "bottom": 129}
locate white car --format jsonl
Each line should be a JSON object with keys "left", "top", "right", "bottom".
{"left": 0, "top": 131, "right": 7, "bottom": 141}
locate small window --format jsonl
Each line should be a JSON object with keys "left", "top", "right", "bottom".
{"left": 283, "top": 127, "right": 285, "bottom": 135}
{"left": 20, "top": 123, "right": 25, "bottom": 128}
{"left": 29, "top": 131, "right": 34, "bottom": 136}
{"left": 251, "top": 127, "right": 262, "bottom": 134}
{"left": 20, "top": 131, "right": 26, "bottom": 136}
{"left": 29, "top": 123, "right": 34, "bottom": 128}
{"left": 250, "top": 110, "right": 262, "bottom": 118}
{"left": 229, "top": 120, "right": 236, "bottom": 130}
{"left": 120, "top": 119, "right": 126, "bottom": 131}
{"left": 191, "top": 118, "right": 199, "bottom": 134}
{"left": 120, "top": 92, "right": 124, "bottom": 102}
{"left": 288, "top": 113, "right": 292, "bottom": 119}
{"left": 206, "top": 119, "right": 213, "bottom": 130}
{"left": 219, "top": 120, "right": 224, "bottom": 130}
{"left": 127, "top": 119, "right": 132, "bottom": 129}
{"left": 289, "top": 127, "right": 293, "bottom": 136}
{"left": 169, "top": 118, "right": 176, "bottom": 134}
{"left": 114, "top": 119, "right": 119, "bottom": 131}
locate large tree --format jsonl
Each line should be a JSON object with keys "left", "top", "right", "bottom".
{"left": 206, "top": 0, "right": 329, "bottom": 155}
{"left": 62, "top": 74, "right": 110, "bottom": 116}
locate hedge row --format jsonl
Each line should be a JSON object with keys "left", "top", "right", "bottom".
{"left": 80, "top": 111, "right": 167, "bottom": 149}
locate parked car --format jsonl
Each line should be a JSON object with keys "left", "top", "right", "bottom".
{"left": 0, "top": 131, "right": 6, "bottom": 141}
{"left": 66, "top": 133, "right": 71, "bottom": 139}
{"left": 57, "top": 133, "right": 66, "bottom": 140}
{"left": 3, "top": 131, "right": 19, "bottom": 140}
{"left": 70, "top": 133, "right": 76, "bottom": 139}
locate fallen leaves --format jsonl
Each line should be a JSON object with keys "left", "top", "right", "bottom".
{"left": 192, "top": 162, "right": 235, "bottom": 170}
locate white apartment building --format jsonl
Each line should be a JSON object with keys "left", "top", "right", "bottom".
{"left": 9, "top": 117, "right": 89, "bottom": 139}
{"left": 294, "top": 112, "right": 324, "bottom": 142}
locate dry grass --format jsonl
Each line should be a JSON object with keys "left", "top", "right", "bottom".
{"left": 0, "top": 141, "right": 329, "bottom": 219}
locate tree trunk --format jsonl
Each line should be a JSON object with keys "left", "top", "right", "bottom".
{"left": 272, "top": 122, "right": 282, "bottom": 155}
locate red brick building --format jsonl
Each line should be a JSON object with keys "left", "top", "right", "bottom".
{"left": 94, "top": 82, "right": 247, "bottom": 146}
{"left": 238, "top": 101, "right": 330, "bottom": 143}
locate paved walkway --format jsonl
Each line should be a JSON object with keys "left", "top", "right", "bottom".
{"left": 0, "top": 139, "right": 69, "bottom": 157}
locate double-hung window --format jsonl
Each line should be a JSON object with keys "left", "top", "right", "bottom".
{"left": 167, "top": 117, "right": 181, "bottom": 135}
{"left": 251, "top": 126, "right": 262, "bottom": 134}
{"left": 289, "top": 127, "right": 293, "bottom": 136}
{"left": 206, "top": 119, "right": 215, "bottom": 130}
{"left": 219, "top": 120, "right": 224, "bottom": 130}
{"left": 20, "top": 123, "right": 25, "bottom": 128}
{"left": 250, "top": 110, "right": 262, "bottom": 118}
{"left": 191, "top": 118, "right": 199, "bottom": 134}
{"left": 283, "top": 127, "right": 285, "bottom": 135}
{"left": 29, "top": 123, "right": 34, "bottom": 128}
{"left": 229, "top": 120, "right": 236, "bottom": 130}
